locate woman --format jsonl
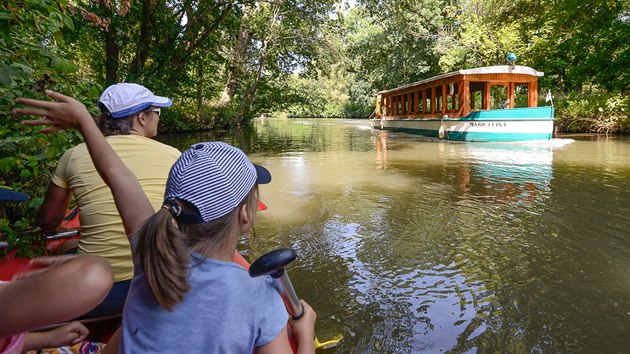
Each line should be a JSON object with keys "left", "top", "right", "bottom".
{"left": 36, "top": 83, "right": 181, "bottom": 317}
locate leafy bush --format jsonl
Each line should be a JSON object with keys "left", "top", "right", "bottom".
{"left": 1, "top": 0, "right": 101, "bottom": 247}
{"left": 553, "top": 92, "right": 630, "bottom": 134}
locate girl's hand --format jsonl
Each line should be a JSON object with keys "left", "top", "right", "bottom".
{"left": 13, "top": 90, "right": 92, "bottom": 133}
{"left": 23, "top": 321, "right": 89, "bottom": 350}
{"left": 290, "top": 300, "right": 317, "bottom": 347}
{"left": 44, "top": 321, "right": 90, "bottom": 347}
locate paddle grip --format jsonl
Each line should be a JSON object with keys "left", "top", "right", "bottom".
{"left": 249, "top": 248, "right": 304, "bottom": 320}
{"left": 271, "top": 268, "right": 304, "bottom": 320}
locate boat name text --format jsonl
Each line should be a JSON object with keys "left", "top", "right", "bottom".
{"left": 469, "top": 122, "right": 506, "bottom": 127}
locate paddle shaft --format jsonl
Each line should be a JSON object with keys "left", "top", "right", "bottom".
{"left": 269, "top": 266, "right": 343, "bottom": 350}
{"left": 249, "top": 248, "right": 343, "bottom": 350}
{"left": 268, "top": 268, "right": 303, "bottom": 320}
{"left": 1, "top": 229, "right": 79, "bottom": 250}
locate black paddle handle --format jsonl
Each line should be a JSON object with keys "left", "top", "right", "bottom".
{"left": 249, "top": 248, "right": 304, "bottom": 320}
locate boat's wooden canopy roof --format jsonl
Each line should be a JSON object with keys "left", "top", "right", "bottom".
{"left": 377, "top": 65, "right": 544, "bottom": 95}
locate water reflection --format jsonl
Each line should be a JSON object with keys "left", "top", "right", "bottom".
{"left": 374, "top": 130, "right": 389, "bottom": 170}
{"left": 364, "top": 134, "right": 577, "bottom": 352}
{"left": 453, "top": 142, "right": 556, "bottom": 209}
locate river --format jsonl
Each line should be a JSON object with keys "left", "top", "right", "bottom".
{"left": 160, "top": 118, "right": 630, "bottom": 353}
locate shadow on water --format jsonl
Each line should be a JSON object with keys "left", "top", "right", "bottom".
{"left": 159, "top": 118, "right": 630, "bottom": 353}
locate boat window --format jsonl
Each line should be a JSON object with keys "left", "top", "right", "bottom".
{"left": 490, "top": 84, "right": 508, "bottom": 109}
{"left": 404, "top": 94, "right": 408, "bottom": 114}
{"left": 403, "top": 94, "right": 407, "bottom": 114}
{"left": 410, "top": 93, "right": 415, "bottom": 114}
{"left": 400, "top": 95, "right": 407, "bottom": 114}
{"left": 469, "top": 81, "right": 485, "bottom": 110}
{"left": 514, "top": 83, "right": 529, "bottom": 108}
{"left": 447, "top": 83, "right": 459, "bottom": 111}
{"left": 436, "top": 86, "right": 443, "bottom": 113}
{"left": 424, "top": 88, "right": 431, "bottom": 113}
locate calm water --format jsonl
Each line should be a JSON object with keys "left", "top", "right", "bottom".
{"left": 161, "top": 118, "right": 630, "bottom": 353}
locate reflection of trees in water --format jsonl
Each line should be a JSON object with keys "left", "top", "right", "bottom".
{"left": 374, "top": 130, "right": 389, "bottom": 170}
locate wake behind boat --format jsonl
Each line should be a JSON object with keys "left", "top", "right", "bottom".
{"left": 371, "top": 62, "right": 554, "bottom": 142}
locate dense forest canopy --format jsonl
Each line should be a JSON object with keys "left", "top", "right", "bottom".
{"left": 1, "top": 0, "right": 628, "bottom": 122}
{"left": 1, "top": 0, "right": 629, "bottom": 236}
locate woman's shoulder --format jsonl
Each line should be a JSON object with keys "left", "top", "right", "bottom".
{"left": 108, "top": 135, "right": 181, "bottom": 156}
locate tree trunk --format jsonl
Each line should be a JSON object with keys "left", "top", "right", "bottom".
{"left": 104, "top": 23, "right": 119, "bottom": 85}
{"left": 236, "top": 39, "right": 266, "bottom": 122}
{"left": 129, "top": 0, "right": 157, "bottom": 80}
{"left": 196, "top": 52, "right": 205, "bottom": 115}
{"left": 217, "top": 14, "right": 250, "bottom": 108}
{"left": 235, "top": 4, "right": 283, "bottom": 123}
{"left": 165, "top": 2, "right": 234, "bottom": 86}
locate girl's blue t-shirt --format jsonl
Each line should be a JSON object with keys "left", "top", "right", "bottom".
{"left": 120, "top": 253, "right": 288, "bottom": 354}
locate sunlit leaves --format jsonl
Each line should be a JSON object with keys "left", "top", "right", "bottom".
{"left": 0, "top": 0, "right": 97, "bottom": 240}
{"left": 51, "top": 56, "right": 77, "bottom": 73}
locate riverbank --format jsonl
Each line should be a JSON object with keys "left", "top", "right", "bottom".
{"left": 552, "top": 92, "right": 630, "bottom": 134}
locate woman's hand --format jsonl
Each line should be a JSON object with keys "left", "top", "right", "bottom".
{"left": 13, "top": 90, "right": 93, "bottom": 133}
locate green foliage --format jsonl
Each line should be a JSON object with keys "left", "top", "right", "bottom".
{"left": 554, "top": 92, "right": 630, "bottom": 134}
{"left": 516, "top": 0, "right": 630, "bottom": 93}
{"left": 0, "top": 216, "right": 48, "bottom": 258}
{"left": 287, "top": 0, "right": 629, "bottom": 120}
{"left": 0, "top": 0, "right": 100, "bottom": 241}
{"left": 283, "top": 69, "right": 353, "bottom": 118}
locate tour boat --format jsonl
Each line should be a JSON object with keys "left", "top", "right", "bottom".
{"left": 371, "top": 65, "right": 554, "bottom": 142}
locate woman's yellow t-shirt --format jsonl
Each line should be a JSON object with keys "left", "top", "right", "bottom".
{"left": 51, "top": 135, "right": 181, "bottom": 282}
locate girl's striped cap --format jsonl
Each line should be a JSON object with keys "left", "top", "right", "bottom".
{"left": 165, "top": 142, "right": 271, "bottom": 222}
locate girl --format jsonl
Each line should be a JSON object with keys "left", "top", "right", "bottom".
{"left": 15, "top": 91, "right": 316, "bottom": 354}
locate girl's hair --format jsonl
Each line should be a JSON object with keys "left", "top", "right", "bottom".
{"left": 133, "top": 185, "right": 259, "bottom": 311}
{"left": 94, "top": 106, "right": 155, "bottom": 136}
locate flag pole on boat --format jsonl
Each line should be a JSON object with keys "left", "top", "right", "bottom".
{"left": 250, "top": 248, "right": 343, "bottom": 350}
{"left": 545, "top": 90, "right": 554, "bottom": 107}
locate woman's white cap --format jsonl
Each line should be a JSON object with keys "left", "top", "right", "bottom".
{"left": 98, "top": 83, "right": 172, "bottom": 118}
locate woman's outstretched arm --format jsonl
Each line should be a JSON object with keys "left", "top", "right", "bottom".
{"left": 14, "top": 90, "right": 154, "bottom": 237}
